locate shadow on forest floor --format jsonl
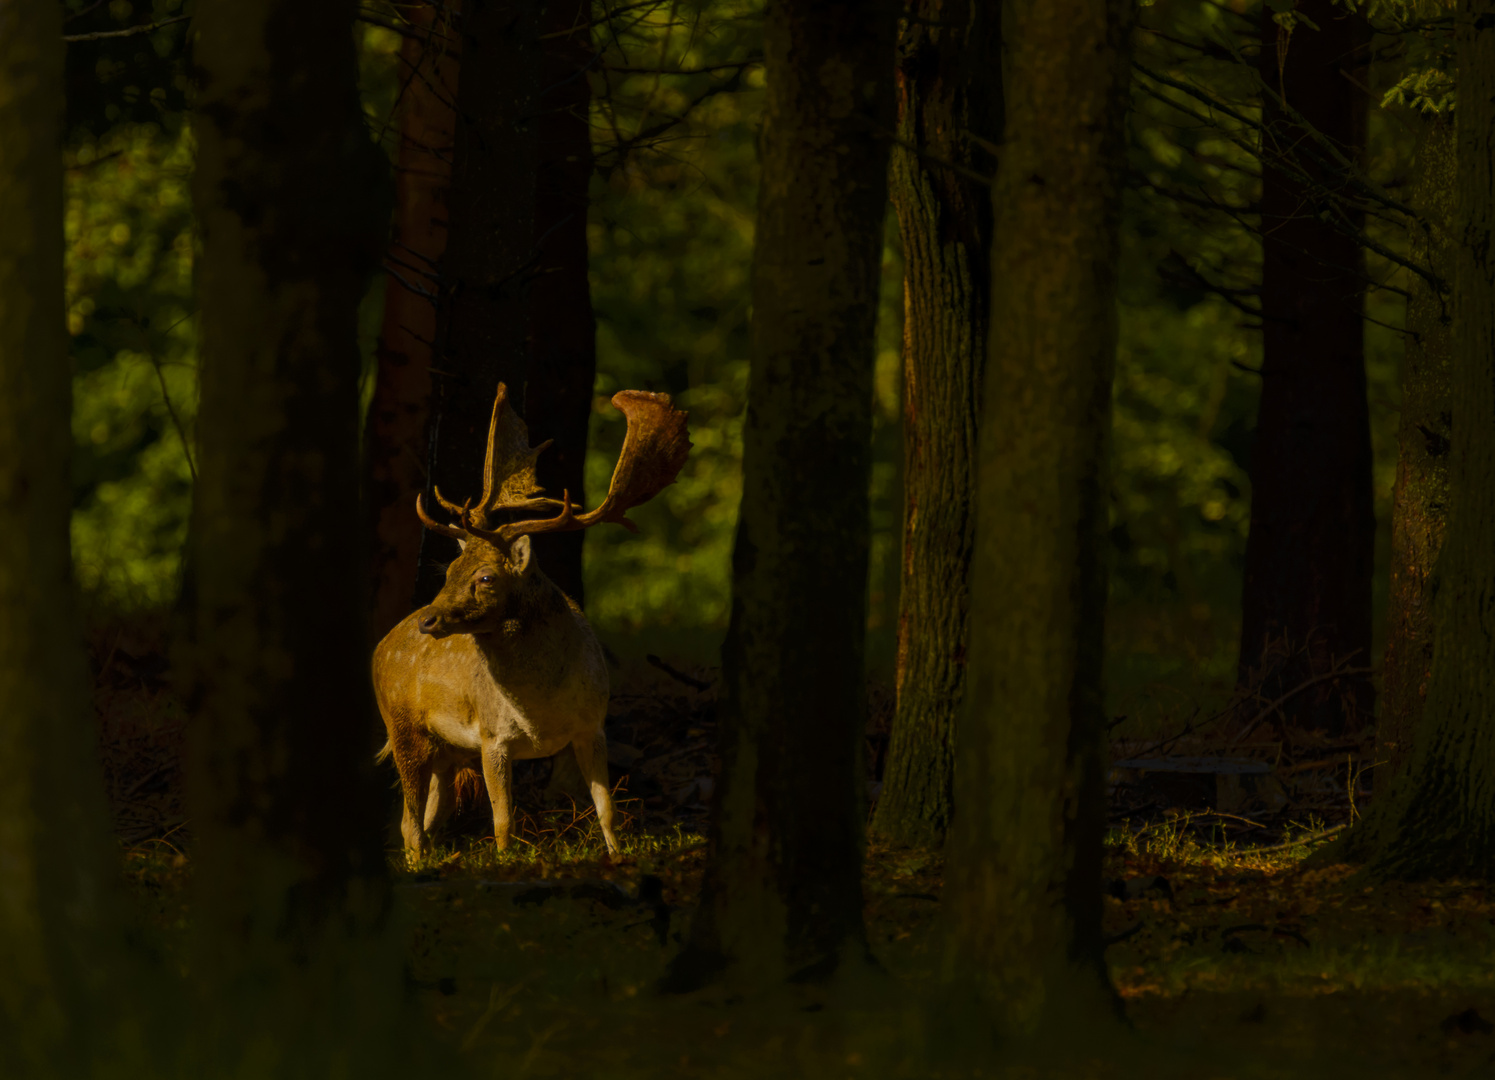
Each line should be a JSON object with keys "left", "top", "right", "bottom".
{"left": 121, "top": 828, "right": 1495, "bottom": 1078}
{"left": 96, "top": 624, "right": 1495, "bottom": 1077}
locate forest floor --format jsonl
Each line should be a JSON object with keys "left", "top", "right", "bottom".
{"left": 96, "top": 625, "right": 1495, "bottom": 1078}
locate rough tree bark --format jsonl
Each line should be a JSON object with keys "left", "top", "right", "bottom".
{"left": 366, "top": 0, "right": 460, "bottom": 642}
{"left": 1241, "top": 0, "right": 1374, "bottom": 734}
{"left": 663, "top": 0, "right": 896, "bottom": 991}
{"left": 872, "top": 0, "right": 1001, "bottom": 850}
{"left": 1376, "top": 113, "right": 1453, "bottom": 787}
{"left": 414, "top": 0, "right": 542, "bottom": 604}
{"left": 526, "top": 0, "right": 598, "bottom": 605}
{"left": 1330, "top": 1, "right": 1495, "bottom": 879}
{"left": 186, "top": 0, "right": 407, "bottom": 1070}
{"left": 0, "top": 5, "right": 131, "bottom": 1073}
{"left": 940, "top": 0, "right": 1131, "bottom": 1035}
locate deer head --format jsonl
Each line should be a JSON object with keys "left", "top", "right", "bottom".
{"left": 412, "top": 383, "right": 691, "bottom": 638}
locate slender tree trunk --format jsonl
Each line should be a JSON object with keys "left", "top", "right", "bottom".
{"left": 663, "top": 0, "right": 896, "bottom": 991}
{"left": 1330, "top": 1, "right": 1495, "bottom": 879}
{"left": 1241, "top": 0, "right": 1374, "bottom": 735}
{"left": 1377, "top": 113, "right": 1454, "bottom": 787}
{"left": 526, "top": 0, "right": 597, "bottom": 605}
{"left": 415, "top": 0, "right": 542, "bottom": 604}
{"left": 940, "top": 0, "right": 1131, "bottom": 1035}
{"left": 0, "top": 6, "right": 130, "bottom": 1073}
{"left": 187, "top": 0, "right": 406, "bottom": 1070}
{"left": 366, "top": 1, "right": 461, "bottom": 642}
{"left": 872, "top": 0, "right": 1000, "bottom": 850}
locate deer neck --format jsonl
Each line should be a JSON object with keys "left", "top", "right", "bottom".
{"left": 469, "top": 570, "right": 576, "bottom": 667}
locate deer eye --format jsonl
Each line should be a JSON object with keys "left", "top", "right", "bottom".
{"left": 477, "top": 574, "right": 495, "bottom": 586}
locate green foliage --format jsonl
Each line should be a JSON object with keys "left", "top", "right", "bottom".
{"left": 62, "top": 0, "right": 192, "bottom": 137}
{"left": 66, "top": 123, "right": 195, "bottom": 609}
{"left": 59, "top": 0, "right": 1416, "bottom": 711}
{"left": 1110, "top": 0, "right": 1411, "bottom": 704}
{"left": 580, "top": 2, "right": 763, "bottom": 630}
{"left": 1382, "top": 66, "right": 1455, "bottom": 114}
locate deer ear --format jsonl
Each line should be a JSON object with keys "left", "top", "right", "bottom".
{"left": 509, "top": 534, "right": 532, "bottom": 573}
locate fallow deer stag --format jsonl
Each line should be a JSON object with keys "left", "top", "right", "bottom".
{"left": 373, "top": 383, "right": 690, "bottom": 859}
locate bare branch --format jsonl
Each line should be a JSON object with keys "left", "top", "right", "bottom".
{"left": 63, "top": 14, "right": 189, "bottom": 43}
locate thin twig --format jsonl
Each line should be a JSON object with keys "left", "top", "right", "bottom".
{"left": 63, "top": 14, "right": 190, "bottom": 42}
{"left": 1244, "top": 827, "right": 1341, "bottom": 855}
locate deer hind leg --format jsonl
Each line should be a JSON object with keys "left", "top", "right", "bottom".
{"left": 478, "top": 737, "right": 514, "bottom": 850}
{"left": 388, "top": 716, "right": 436, "bottom": 860}
{"left": 571, "top": 730, "right": 619, "bottom": 856}
{"left": 423, "top": 760, "right": 457, "bottom": 836}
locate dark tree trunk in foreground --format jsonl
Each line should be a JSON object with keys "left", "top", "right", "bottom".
{"left": 1240, "top": 0, "right": 1374, "bottom": 734}
{"left": 415, "top": 0, "right": 541, "bottom": 604}
{"left": 525, "top": 0, "right": 597, "bottom": 605}
{"left": 664, "top": 0, "right": 896, "bottom": 990}
{"left": 187, "top": 0, "right": 405, "bottom": 1070}
{"left": 1377, "top": 114, "right": 1453, "bottom": 787}
{"left": 1331, "top": 2, "right": 1495, "bottom": 879}
{"left": 0, "top": 6, "right": 131, "bottom": 1073}
{"left": 941, "top": 0, "right": 1130, "bottom": 1035}
{"left": 366, "top": 1, "right": 460, "bottom": 642}
{"left": 872, "top": 0, "right": 1000, "bottom": 850}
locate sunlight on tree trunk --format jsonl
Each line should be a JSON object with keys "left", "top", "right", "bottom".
{"left": 1239, "top": 0, "right": 1374, "bottom": 735}
{"left": 1330, "top": 1, "right": 1495, "bottom": 879}
{"left": 939, "top": 0, "right": 1131, "bottom": 1036}
{"left": 663, "top": 0, "right": 896, "bottom": 992}
{"left": 366, "top": 0, "right": 460, "bottom": 643}
{"left": 873, "top": 0, "right": 1000, "bottom": 851}
{"left": 526, "top": 0, "right": 598, "bottom": 606}
{"left": 186, "top": 0, "right": 412, "bottom": 1070}
{"left": 1376, "top": 113, "right": 1453, "bottom": 788}
{"left": 414, "top": 0, "right": 542, "bottom": 605}
{"left": 0, "top": 5, "right": 137, "bottom": 1073}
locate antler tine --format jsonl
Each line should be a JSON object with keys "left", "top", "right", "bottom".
{"left": 477, "top": 382, "right": 513, "bottom": 512}
{"left": 433, "top": 486, "right": 465, "bottom": 515}
{"left": 497, "top": 390, "right": 691, "bottom": 544}
{"left": 460, "top": 490, "right": 578, "bottom": 547}
{"left": 471, "top": 381, "right": 554, "bottom": 527}
{"left": 415, "top": 492, "right": 470, "bottom": 542}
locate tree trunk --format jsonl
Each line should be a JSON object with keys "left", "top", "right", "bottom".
{"left": 415, "top": 0, "right": 542, "bottom": 604}
{"left": 366, "top": 1, "right": 461, "bottom": 643}
{"left": 186, "top": 0, "right": 406, "bottom": 1070}
{"left": 940, "top": 0, "right": 1131, "bottom": 1035}
{"left": 525, "top": 0, "right": 597, "bottom": 605}
{"left": 1240, "top": 0, "right": 1374, "bottom": 735}
{"left": 1376, "top": 113, "right": 1453, "bottom": 788}
{"left": 0, "top": 5, "right": 129, "bottom": 1072}
{"left": 1329, "top": 0, "right": 1495, "bottom": 879}
{"left": 663, "top": 0, "right": 896, "bottom": 991}
{"left": 872, "top": 0, "right": 1000, "bottom": 850}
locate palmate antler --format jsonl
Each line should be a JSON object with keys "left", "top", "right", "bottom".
{"left": 415, "top": 383, "right": 691, "bottom": 547}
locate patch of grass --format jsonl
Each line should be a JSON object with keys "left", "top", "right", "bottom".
{"left": 399, "top": 817, "right": 706, "bottom": 883}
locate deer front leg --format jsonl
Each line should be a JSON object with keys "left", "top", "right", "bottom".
{"left": 571, "top": 731, "right": 619, "bottom": 856}
{"left": 479, "top": 737, "right": 515, "bottom": 850}
{"left": 388, "top": 722, "right": 436, "bottom": 860}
